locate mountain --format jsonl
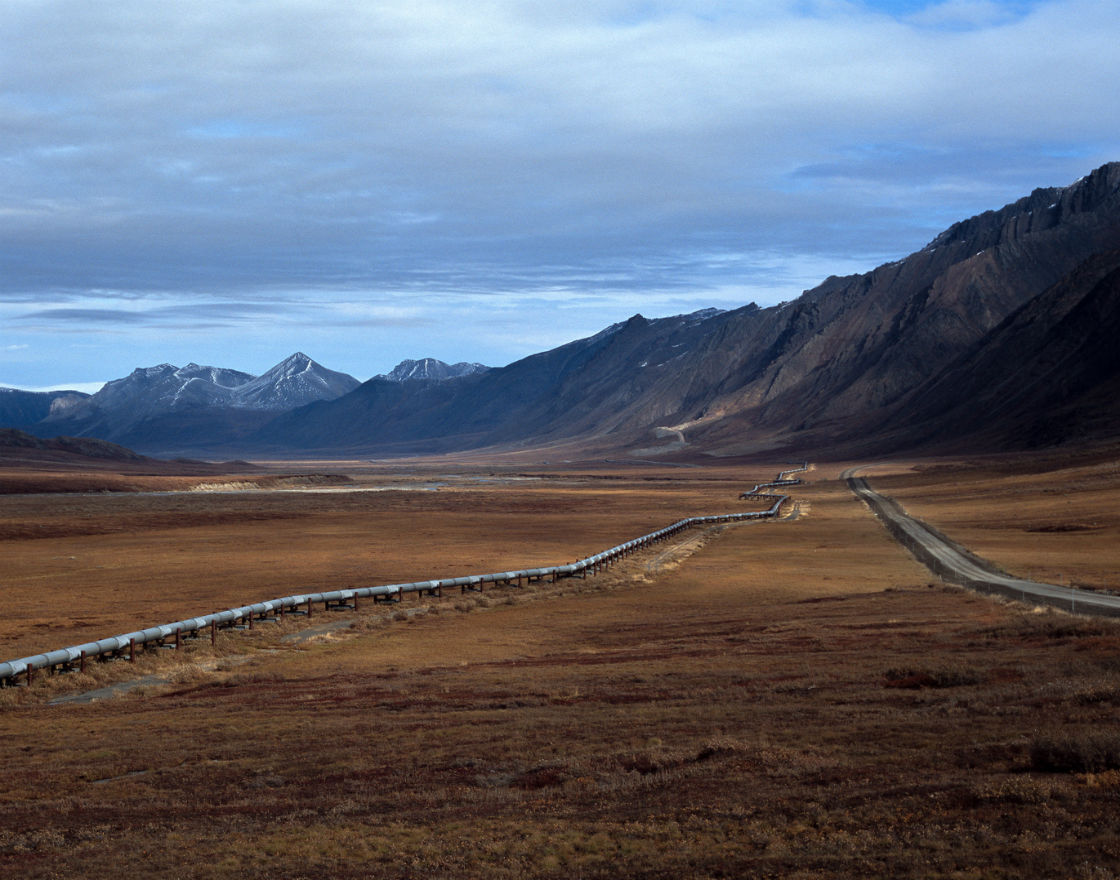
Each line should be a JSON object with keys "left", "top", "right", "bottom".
{"left": 229, "top": 353, "right": 361, "bottom": 409}
{"left": 254, "top": 307, "right": 738, "bottom": 454}
{"left": 9, "top": 163, "right": 1120, "bottom": 460}
{"left": 852, "top": 246, "right": 1120, "bottom": 454}
{"left": 33, "top": 353, "right": 359, "bottom": 454}
{"left": 0, "top": 388, "right": 90, "bottom": 431}
{"left": 257, "top": 163, "right": 1120, "bottom": 458}
{"left": 380, "top": 358, "right": 489, "bottom": 382}
{"left": 55, "top": 353, "right": 358, "bottom": 419}
{"left": 71, "top": 363, "right": 256, "bottom": 419}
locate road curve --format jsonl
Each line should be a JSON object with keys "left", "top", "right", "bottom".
{"left": 844, "top": 466, "right": 1120, "bottom": 618}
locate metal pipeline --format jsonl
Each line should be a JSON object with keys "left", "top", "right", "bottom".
{"left": 0, "top": 468, "right": 800, "bottom": 684}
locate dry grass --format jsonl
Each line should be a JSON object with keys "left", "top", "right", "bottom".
{"left": 1, "top": 456, "right": 1120, "bottom": 877}
{"left": 0, "top": 465, "right": 757, "bottom": 657}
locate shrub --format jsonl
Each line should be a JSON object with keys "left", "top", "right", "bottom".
{"left": 883, "top": 666, "right": 982, "bottom": 688}
{"left": 1029, "top": 733, "right": 1120, "bottom": 773}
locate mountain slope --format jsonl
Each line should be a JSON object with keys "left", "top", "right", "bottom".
{"left": 259, "top": 163, "right": 1120, "bottom": 457}
{"left": 0, "top": 389, "right": 90, "bottom": 431}
{"left": 856, "top": 247, "right": 1120, "bottom": 454}
{"left": 255, "top": 309, "right": 731, "bottom": 453}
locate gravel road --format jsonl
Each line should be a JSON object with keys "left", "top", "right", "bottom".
{"left": 844, "top": 467, "right": 1120, "bottom": 618}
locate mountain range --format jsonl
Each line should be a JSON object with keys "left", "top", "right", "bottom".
{"left": 378, "top": 359, "right": 489, "bottom": 383}
{"left": 5, "top": 162, "right": 1120, "bottom": 460}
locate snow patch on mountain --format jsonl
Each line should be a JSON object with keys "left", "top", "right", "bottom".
{"left": 51, "top": 353, "right": 361, "bottom": 420}
{"left": 232, "top": 352, "right": 361, "bottom": 409}
{"left": 379, "top": 358, "right": 489, "bottom": 382}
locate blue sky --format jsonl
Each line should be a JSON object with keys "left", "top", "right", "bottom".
{"left": 2, "top": 0, "right": 1117, "bottom": 391}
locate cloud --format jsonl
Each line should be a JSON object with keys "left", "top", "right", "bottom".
{"left": 16, "top": 308, "right": 149, "bottom": 324}
{"left": 0, "top": 381, "right": 105, "bottom": 395}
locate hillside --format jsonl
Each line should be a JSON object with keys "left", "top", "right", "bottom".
{"left": 259, "top": 163, "right": 1120, "bottom": 458}
{"left": 0, "top": 389, "right": 89, "bottom": 431}
{"left": 0, "top": 428, "right": 264, "bottom": 493}
{"left": 856, "top": 247, "right": 1120, "bottom": 454}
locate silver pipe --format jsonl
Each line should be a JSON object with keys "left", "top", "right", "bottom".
{"left": 0, "top": 470, "right": 798, "bottom": 683}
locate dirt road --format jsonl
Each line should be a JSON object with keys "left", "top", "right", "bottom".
{"left": 844, "top": 466, "right": 1120, "bottom": 617}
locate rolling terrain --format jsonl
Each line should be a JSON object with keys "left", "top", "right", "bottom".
{"left": 0, "top": 428, "right": 265, "bottom": 493}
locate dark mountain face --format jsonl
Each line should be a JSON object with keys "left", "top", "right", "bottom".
{"left": 260, "top": 163, "right": 1120, "bottom": 458}
{"left": 853, "top": 247, "right": 1120, "bottom": 455}
{"left": 0, "top": 389, "right": 89, "bottom": 431}
{"left": 679, "top": 162, "right": 1120, "bottom": 455}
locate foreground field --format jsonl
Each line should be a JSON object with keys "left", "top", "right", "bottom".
{"left": 2, "top": 458, "right": 1120, "bottom": 877}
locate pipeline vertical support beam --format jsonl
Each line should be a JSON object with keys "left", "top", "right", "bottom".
{"left": 129, "top": 639, "right": 136, "bottom": 663}
{"left": 306, "top": 598, "right": 313, "bottom": 619}
{"left": 211, "top": 619, "right": 217, "bottom": 645}
{"left": 80, "top": 651, "right": 87, "bottom": 673}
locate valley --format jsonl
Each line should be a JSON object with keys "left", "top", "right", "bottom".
{"left": 5, "top": 8, "right": 1119, "bottom": 877}
{"left": 1, "top": 454, "right": 1119, "bottom": 877}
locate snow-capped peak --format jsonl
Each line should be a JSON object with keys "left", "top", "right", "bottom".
{"left": 71, "top": 353, "right": 360, "bottom": 416}
{"left": 231, "top": 353, "right": 361, "bottom": 409}
{"left": 380, "top": 358, "right": 489, "bottom": 382}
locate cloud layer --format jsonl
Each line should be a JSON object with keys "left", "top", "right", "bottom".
{"left": 2, "top": 0, "right": 1118, "bottom": 387}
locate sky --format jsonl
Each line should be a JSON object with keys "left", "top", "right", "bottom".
{"left": 2, "top": 0, "right": 1118, "bottom": 392}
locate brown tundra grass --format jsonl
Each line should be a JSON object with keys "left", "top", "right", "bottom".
{"left": 1, "top": 455, "right": 1120, "bottom": 877}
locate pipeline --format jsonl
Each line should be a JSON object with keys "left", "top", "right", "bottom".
{"left": 0, "top": 465, "right": 806, "bottom": 686}
{"left": 740, "top": 463, "right": 808, "bottom": 499}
